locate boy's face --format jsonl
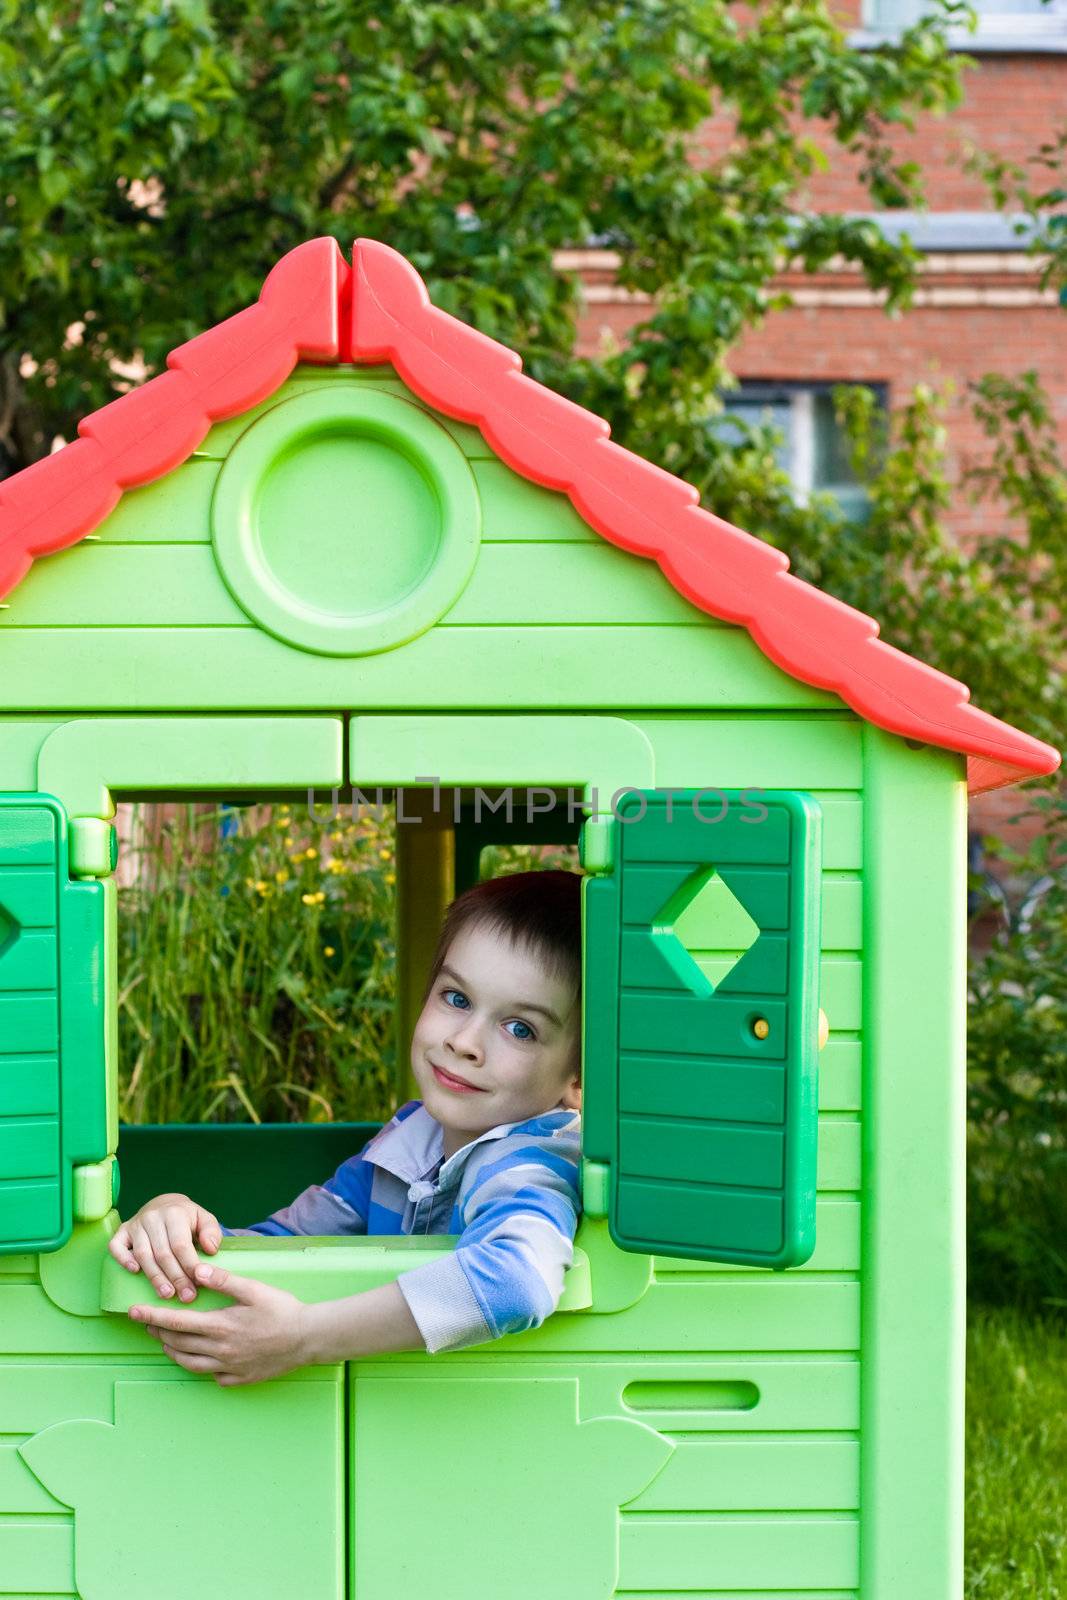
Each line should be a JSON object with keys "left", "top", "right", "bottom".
{"left": 411, "top": 923, "right": 581, "bottom": 1159}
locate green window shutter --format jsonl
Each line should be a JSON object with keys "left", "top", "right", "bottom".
{"left": 582, "top": 790, "right": 822, "bottom": 1269}
{"left": 0, "top": 795, "right": 109, "bottom": 1253}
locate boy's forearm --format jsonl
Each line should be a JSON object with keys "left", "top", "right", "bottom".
{"left": 300, "top": 1281, "right": 426, "bottom": 1365}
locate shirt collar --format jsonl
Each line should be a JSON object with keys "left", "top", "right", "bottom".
{"left": 362, "top": 1101, "right": 569, "bottom": 1188}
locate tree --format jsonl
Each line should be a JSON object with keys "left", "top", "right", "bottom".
{"left": 0, "top": 0, "right": 1062, "bottom": 749}
{"left": 1, "top": 0, "right": 966, "bottom": 472}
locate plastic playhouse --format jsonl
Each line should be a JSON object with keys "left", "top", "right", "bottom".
{"left": 0, "top": 237, "right": 1060, "bottom": 1600}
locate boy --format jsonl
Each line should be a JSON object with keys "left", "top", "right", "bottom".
{"left": 109, "top": 870, "right": 583, "bottom": 1386}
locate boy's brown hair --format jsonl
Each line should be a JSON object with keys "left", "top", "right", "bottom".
{"left": 421, "top": 869, "right": 582, "bottom": 1009}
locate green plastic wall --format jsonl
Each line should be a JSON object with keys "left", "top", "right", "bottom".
{"left": 0, "top": 361, "right": 966, "bottom": 1598}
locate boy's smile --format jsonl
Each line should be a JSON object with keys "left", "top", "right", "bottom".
{"left": 411, "top": 922, "right": 581, "bottom": 1159}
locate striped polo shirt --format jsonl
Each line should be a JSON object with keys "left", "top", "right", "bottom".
{"left": 219, "top": 1100, "right": 582, "bottom": 1354}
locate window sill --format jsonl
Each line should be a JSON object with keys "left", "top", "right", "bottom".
{"left": 100, "top": 1233, "right": 593, "bottom": 1314}
{"left": 848, "top": 26, "right": 1067, "bottom": 51}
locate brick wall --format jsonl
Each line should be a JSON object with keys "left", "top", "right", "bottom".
{"left": 570, "top": 24, "right": 1065, "bottom": 831}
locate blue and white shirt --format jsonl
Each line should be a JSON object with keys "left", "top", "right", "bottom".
{"left": 219, "top": 1101, "right": 582, "bottom": 1354}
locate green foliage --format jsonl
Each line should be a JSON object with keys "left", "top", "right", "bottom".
{"left": 795, "top": 373, "right": 1064, "bottom": 756}
{"left": 117, "top": 802, "right": 399, "bottom": 1125}
{"left": 0, "top": 0, "right": 970, "bottom": 468}
{"left": 967, "top": 790, "right": 1067, "bottom": 1314}
{"left": 966, "top": 1307, "right": 1067, "bottom": 1595}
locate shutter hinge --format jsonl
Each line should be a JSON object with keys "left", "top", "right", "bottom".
{"left": 69, "top": 818, "right": 118, "bottom": 879}
{"left": 578, "top": 819, "right": 613, "bottom": 875}
{"left": 581, "top": 1159, "right": 610, "bottom": 1219}
{"left": 73, "top": 1156, "right": 118, "bottom": 1222}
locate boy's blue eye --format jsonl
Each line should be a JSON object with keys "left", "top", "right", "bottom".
{"left": 441, "top": 989, "right": 469, "bottom": 1010}
{"left": 506, "top": 1020, "right": 536, "bottom": 1042}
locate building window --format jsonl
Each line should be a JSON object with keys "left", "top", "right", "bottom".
{"left": 864, "top": 0, "right": 1067, "bottom": 40}
{"left": 711, "top": 381, "right": 887, "bottom": 521}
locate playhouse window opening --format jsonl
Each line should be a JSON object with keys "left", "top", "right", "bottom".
{"left": 112, "top": 790, "right": 581, "bottom": 1224}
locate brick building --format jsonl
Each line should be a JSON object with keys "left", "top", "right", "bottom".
{"left": 568, "top": 0, "right": 1065, "bottom": 848}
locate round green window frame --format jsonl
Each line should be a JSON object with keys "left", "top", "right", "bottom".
{"left": 210, "top": 386, "right": 482, "bottom": 656}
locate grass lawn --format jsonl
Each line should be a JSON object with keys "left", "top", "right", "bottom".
{"left": 967, "top": 1306, "right": 1067, "bottom": 1596}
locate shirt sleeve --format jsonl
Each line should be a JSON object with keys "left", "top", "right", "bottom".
{"left": 218, "top": 1148, "right": 375, "bottom": 1238}
{"left": 396, "top": 1129, "right": 582, "bottom": 1355}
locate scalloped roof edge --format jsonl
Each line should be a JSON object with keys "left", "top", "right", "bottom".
{"left": 0, "top": 234, "right": 1059, "bottom": 797}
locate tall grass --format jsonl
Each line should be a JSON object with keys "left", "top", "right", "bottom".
{"left": 117, "top": 802, "right": 399, "bottom": 1125}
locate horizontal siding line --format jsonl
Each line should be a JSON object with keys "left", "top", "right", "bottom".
{"left": 437, "top": 621, "right": 735, "bottom": 629}
{"left": 0, "top": 704, "right": 853, "bottom": 719}
{"left": 619, "top": 1510, "right": 860, "bottom": 1522}
{"left": 0, "top": 621, "right": 744, "bottom": 633}
{"left": 0, "top": 1509, "right": 73, "bottom": 1521}
{"left": 0, "top": 1353, "right": 181, "bottom": 1365}
{"left": 534, "top": 1335, "right": 861, "bottom": 1353}
{"left": 0, "top": 624, "right": 254, "bottom": 632}
{"left": 369, "top": 1350, "right": 861, "bottom": 1364}
{"left": 658, "top": 1271, "right": 861, "bottom": 1283}
{"left": 662, "top": 1440, "right": 863, "bottom": 1452}
{"left": 87, "top": 536, "right": 606, "bottom": 547}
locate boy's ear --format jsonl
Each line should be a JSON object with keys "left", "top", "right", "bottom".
{"left": 560, "top": 1072, "right": 582, "bottom": 1112}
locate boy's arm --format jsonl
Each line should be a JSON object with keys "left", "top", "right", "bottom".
{"left": 301, "top": 1280, "right": 426, "bottom": 1362}
{"left": 390, "top": 1133, "right": 582, "bottom": 1355}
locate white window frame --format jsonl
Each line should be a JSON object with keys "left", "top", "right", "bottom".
{"left": 714, "top": 380, "right": 887, "bottom": 511}
{"left": 860, "top": 0, "right": 1067, "bottom": 44}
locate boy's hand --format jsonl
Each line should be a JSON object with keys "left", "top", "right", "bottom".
{"left": 108, "top": 1193, "right": 223, "bottom": 1303}
{"left": 128, "top": 1263, "right": 312, "bottom": 1386}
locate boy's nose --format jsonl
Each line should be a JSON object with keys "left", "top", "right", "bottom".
{"left": 445, "top": 1018, "right": 483, "bottom": 1060}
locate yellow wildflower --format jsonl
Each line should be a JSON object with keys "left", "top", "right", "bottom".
{"left": 324, "top": 946, "right": 335, "bottom": 958}
{"left": 284, "top": 835, "right": 294, "bottom": 847}
{"left": 275, "top": 817, "right": 289, "bottom": 829}
{"left": 328, "top": 858, "right": 347, "bottom": 875}
{"left": 305, "top": 846, "right": 317, "bottom": 860}
{"left": 302, "top": 890, "right": 326, "bottom": 906}
{"left": 330, "top": 831, "right": 344, "bottom": 843}
{"left": 379, "top": 848, "right": 392, "bottom": 861}
{"left": 384, "top": 871, "right": 396, "bottom": 885}
{"left": 275, "top": 868, "right": 290, "bottom": 885}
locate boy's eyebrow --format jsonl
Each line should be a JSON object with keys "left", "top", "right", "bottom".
{"left": 438, "top": 963, "right": 564, "bottom": 1026}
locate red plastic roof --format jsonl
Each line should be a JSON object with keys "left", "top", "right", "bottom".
{"left": 0, "top": 235, "right": 1059, "bottom": 795}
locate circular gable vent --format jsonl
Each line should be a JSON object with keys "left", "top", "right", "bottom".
{"left": 210, "top": 386, "right": 481, "bottom": 655}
